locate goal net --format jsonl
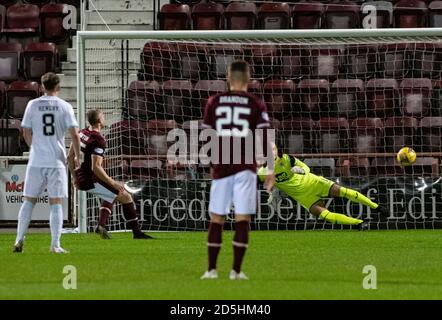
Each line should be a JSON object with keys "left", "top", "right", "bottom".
{"left": 76, "top": 29, "right": 442, "bottom": 233}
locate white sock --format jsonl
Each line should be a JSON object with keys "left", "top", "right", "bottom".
{"left": 15, "top": 201, "right": 35, "bottom": 244}
{"left": 50, "top": 204, "right": 63, "bottom": 248}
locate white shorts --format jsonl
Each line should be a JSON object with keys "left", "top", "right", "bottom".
{"left": 86, "top": 181, "right": 119, "bottom": 204}
{"left": 24, "top": 166, "right": 68, "bottom": 198}
{"left": 209, "top": 170, "right": 257, "bottom": 215}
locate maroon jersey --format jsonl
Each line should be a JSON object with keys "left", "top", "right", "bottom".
{"left": 75, "top": 128, "right": 107, "bottom": 190}
{"left": 202, "top": 90, "right": 270, "bottom": 179}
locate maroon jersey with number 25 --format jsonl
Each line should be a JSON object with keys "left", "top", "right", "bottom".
{"left": 202, "top": 91, "right": 270, "bottom": 180}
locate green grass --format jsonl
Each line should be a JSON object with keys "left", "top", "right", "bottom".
{"left": 0, "top": 230, "right": 441, "bottom": 299}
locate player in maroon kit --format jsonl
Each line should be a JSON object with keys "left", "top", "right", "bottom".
{"left": 201, "top": 60, "right": 274, "bottom": 280}
{"left": 67, "top": 109, "right": 152, "bottom": 239}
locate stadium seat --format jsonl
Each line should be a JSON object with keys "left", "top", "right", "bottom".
{"left": 210, "top": 44, "right": 243, "bottom": 79}
{"left": 0, "top": 118, "right": 21, "bottom": 156}
{"left": 6, "top": 80, "right": 40, "bottom": 119}
{"left": 370, "top": 157, "right": 403, "bottom": 175}
{"left": 351, "top": 118, "right": 384, "bottom": 153}
{"left": 420, "top": 116, "right": 442, "bottom": 151}
{"left": 330, "top": 79, "right": 364, "bottom": 118}
{"left": 0, "top": 81, "right": 5, "bottom": 116}
{"left": 147, "top": 119, "right": 177, "bottom": 155}
{"left": 304, "top": 158, "right": 336, "bottom": 177}
{"left": 413, "top": 43, "right": 442, "bottom": 78}
{"left": 191, "top": 2, "right": 224, "bottom": 30}
{"left": 162, "top": 80, "right": 193, "bottom": 122}
{"left": 127, "top": 80, "right": 161, "bottom": 120}
{"left": 0, "top": 42, "right": 22, "bottom": 82}
{"left": 429, "top": 1, "right": 442, "bottom": 26}
{"left": 400, "top": 78, "right": 432, "bottom": 117}
{"left": 432, "top": 78, "right": 442, "bottom": 115}
{"left": 23, "top": 42, "right": 58, "bottom": 81}
{"left": 225, "top": 2, "right": 257, "bottom": 30}
{"left": 371, "top": 157, "right": 439, "bottom": 176}
{"left": 307, "top": 47, "right": 343, "bottom": 79}
{"left": 280, "top": 118, "right": 316, "bottom": 154}
{"left": 3, "top": 4, "right": 40, "bottom": 39}
{"left": 384, "top": 117, "right": 418, "bottom": 152}
{"left": 193, "top": 80, "right": 227, "bottom": 117}
{"left": 394, "top": 0, "right": 427, "bottom": 28}
{"left": 360, "top": 1, "right": 393, "bottom": 28}
{"left": 318, "top": 117, "right": 350, "bottom": 153}
{"left": 297, "top": 79, "right": 329, "bottom": 118}
{"left": 141, "top": 42, "right": 175, "bottom": 81}
{"left": 336, "top": 157, "right": 371, "bottom": 176}
{"left": 175, "top": 43, "right": 209, "bottom": 81}
{"left": 158, "top": 4, "right": 191, "bottom": 30}
{"left": 258, "top": 2, "right": 291, "bottom": 29}
{"left": 108, "top": 120, "right": 149, "bottom": 156}
{"left": 323, "top": 1, "right": 360, "bottom": 29}
{"left": 366, "top": 79, "right": 399, "bottom": 117}
{"left": 40, "top": 3, "right": 70, "bottom": 43}
{"left": 344, "top": 45, "right": 377, "bottom": 79}
{"left": 278, "top": 46, "right": 304, "bottom": 79}
{"left": 0, "top": 5, "right": 5, "bottom": 33}
{"left": 377, "top": 43, "right": 410, "bottom": 79}
{"left": 245, "top": 44, "right": 277, "bottom": 79}
{"left": 129, "top": 159, "right": 163, "bottom": 180}
{"left": 263, "top": 79, "right": 295, "bottom": 119}
{"left": 247, "top": 79, "right": 263, "bottom": 98}
{"left": 292, "top": 2, "right": 324, "bottom": 29}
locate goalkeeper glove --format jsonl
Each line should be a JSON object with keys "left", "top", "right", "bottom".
{"left": 291, "top": 166, "right": 305, "bottom": 175}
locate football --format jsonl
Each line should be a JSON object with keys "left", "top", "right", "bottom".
{"left": 396, "top": 147, "right": 417, "bottom": 166}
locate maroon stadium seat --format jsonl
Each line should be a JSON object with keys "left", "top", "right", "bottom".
{"left": 263, "top": 79, "right": 295, "bottom": 119}
{"left": 413, "top": 43, "right": 442, "bottom": 78}
{"left": 370, "top": 157, "right": 403, "bottom": 175}
{"left": 130, "top": 159, "right": 163, "bottom": 180}
{"left": 336, "top": 157, "right": 371, "bottom": 177}
{"left": 210, "top": 44, "right": 243, "bottom": 79}
{"left": 394, "top": 0, "right": 427, "bottom": 28}
{"left": 330, "top": 79, "right": 364, "bottom": 118}
{"left": 6, "top": 80, "right": 40, "bottom": 118}
{"left": 3, "top": 4, "right": 39, "bottom": 38}
{"left": 141, "top": 42, "right": 175, "bottom": 81}
{"left": 318, "top": 117, "right": 350, "bottom": 153}
{"left": 147, "top": 119, "right": 177, "bottom": 155}
{"left": 245, "top": 44, "right": 277, "bottom": 80}
{"left": 432, "top": 78, "right": 442, "bottom": 115}
{"left": 371, "top": 157, "right": 439, "bottom": 176}
{"left": 384, "top": 117, "right": 418, "bottom": 152}
{"left": 278, "top": 46, "right": 304, "bottom": 79}
{"left": 0, "top": 118, "right": 21, "bottom": 156}
{"left": 127, "top": 80, "right": 160, "bottom": 120}
{"left": 225, "top": 2, "right": 257, "bottom": 30}
{"left": 0, "top": 42, "right": 22, "bottom": 82}
{"left": 175, "top": 43, "right": 209, "bottom": 81}
{"left": 377, "top": 43, "right": 410, "bottom": 79}
{"left": 307, "top": 47, "right": 342, "bottom": 79}
{"left": 258, "top": 2, "right": 291, "bottom": 29}
{"left": 351, "top": 118, "right": 384, "bottom": 153}
{"left": 40, "top": 3, "right": 70, "bottom": 43}
{"left": 323, "top": 1, "right": 360, "bottom": 29}
{"left": 108, "top": 120, "right": 149, "bottom": 156}
{"left": 0, "top": 5, "right": 5, "bottom": 33}
{"left": 304, "top": 158, "right": 336, "bottom": 177}
{"left": 400, "top": 78, "right": 432, "bottom": 117}
{"left": 23, "top": 42, "right": 58, "bottom": 81}
{"left": 344, "top": 45, "right": 377, "bottom": 79}
{"left": 297, "top": 79, "right": 329, "bottom": 118}
{"left": 292, "top": 2, "right": 324, "bottom": 29}
{"left": 366, "top": 79, "right": 399, "bottom": 117}
{"left": 420, "top": 117, "right": 442, "bottom": 151}
{"left": 191, "top": 2, "right": 224, "bottom": 30}
{"left": 429, "top": 1, "right": 442, "bottom": 26}
{"left": 280, "top": 118, "right": 316, "bottom": 154}
{"left": 360, "top": 1, "right": 393, "bottom": 28}
{"left": 247, "top": 79, "right": 262, "bottom": 98}
{"left": 0, "top": 81, "right": 5, "bottom": 116}
{"left": 162, "top": 80, "right": 193, "bottom": 122}
{"left": 158, "top": 4, "right": 191, "bottom": 30}
{"left": 194, "top": 80, "right": 227, "bottom": 117}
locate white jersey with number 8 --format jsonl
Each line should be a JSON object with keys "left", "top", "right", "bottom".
{"left": 21, "top": 95, "right": 78, "bottom": 168}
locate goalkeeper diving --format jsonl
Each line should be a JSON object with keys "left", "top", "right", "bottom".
{"left": 259, "top": 144, "right": 387, "bottom": 230}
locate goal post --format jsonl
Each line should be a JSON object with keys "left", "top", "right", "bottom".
{"left": 76, "top": 28, "right": 442, "bottom": 233}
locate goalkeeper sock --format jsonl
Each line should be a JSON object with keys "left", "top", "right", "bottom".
{"left": 15, "top": 200, "right": 35, "bottom": 244}
{"left": 319, "top": 209, "right": 363, "bottom": 225}
{"left": 122, "top": 202, "right": 143, "bottom": 236}
{"left": 232, "top": 220, "right": 249, "bottom": 273}
{"left": 49, "top": 204, "right": 63, "bottom": 248}
{"left": 207, "top": 222, "right": 223, "bottom": 271}
{"left": 98, "top": 201, "right": 113, "bottom": 227}
{"left": 339, "top": 187, "right": 378, "bottom": 209}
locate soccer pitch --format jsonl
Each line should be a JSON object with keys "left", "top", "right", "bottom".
{"left": 0, "top": 230, "right": 441, "bottom": 300}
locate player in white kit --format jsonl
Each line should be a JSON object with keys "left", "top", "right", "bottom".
{"left": 13, "top": 72, "right": 81, "bottom": 254}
